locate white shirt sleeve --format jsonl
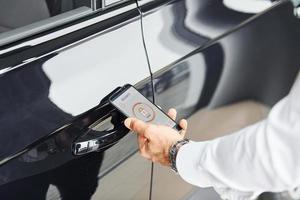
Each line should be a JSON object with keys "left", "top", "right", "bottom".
{"left": 176, "top": 76, "right": 300, "bottom": 200}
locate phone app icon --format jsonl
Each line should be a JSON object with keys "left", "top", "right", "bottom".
{"left": 132, "top": 103, "right": 155, "bottom": 122}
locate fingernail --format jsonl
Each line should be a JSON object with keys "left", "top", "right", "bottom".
{"left": 124, "top": 118, "right": 131, "bottom": 129}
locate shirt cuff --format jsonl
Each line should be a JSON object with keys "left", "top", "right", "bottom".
{"left": 176, "top": 140, "right": 213, "bottom": 188}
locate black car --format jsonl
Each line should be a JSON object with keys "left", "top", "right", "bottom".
{"left": 0, "top": 0, "right": 299, "bottom": 199}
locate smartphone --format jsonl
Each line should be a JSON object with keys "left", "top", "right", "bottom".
{"left": 109, "top": 84, "right": 181, "bottom": 131}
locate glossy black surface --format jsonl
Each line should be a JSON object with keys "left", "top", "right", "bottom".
{"left": 0, "top": 1, "right": 152, "bottom": 199}
{"left": 1, "top": 0, "right": 300, "bottom": 199}
{"left": 141, "top": 0, "right": 300, "bottom": 119}
{"left": 141, "top": 0, "right": 300, "bottom": 199}
{"left": 138, "top": 0, "right": 254, "bottom": 70}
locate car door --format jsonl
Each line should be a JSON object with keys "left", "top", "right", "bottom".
{"left": 138, "top": 0, "right": 300, "bottom": 199}
{"left": 0, "top": 0, "right": 153, "bottom": 199}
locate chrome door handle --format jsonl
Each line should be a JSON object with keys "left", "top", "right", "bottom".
{"left": 72, "top": 87, "right": 129, "bottom": 156}
{"left": 72, "top": 127, "right": 128, "bottom": 156}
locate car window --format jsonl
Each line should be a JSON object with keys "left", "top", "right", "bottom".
{"left": 0, "top": 0, "right": 94, "bottom": 46}
{"left": 0, "top": 0, "right": 131, "bottom": 47}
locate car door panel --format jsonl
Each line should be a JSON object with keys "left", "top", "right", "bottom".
{"left": 140, "top": 0, "right": 300, "bottom": 199}
{"left": 0, "top": 1, "right": 152, "bottom": 199}
{"left": 137, "top": 0, "right": 256, "bottom": 71}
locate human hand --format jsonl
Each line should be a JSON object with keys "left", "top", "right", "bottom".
{"left": 124, "top": 108, "right": 187, "bottom": 166}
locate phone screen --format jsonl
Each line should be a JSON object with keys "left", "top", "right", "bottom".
{"left": 110, "top": 86, "right": 178, "bottom": 129}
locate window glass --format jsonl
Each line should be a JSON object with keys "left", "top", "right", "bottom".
{"left": 0, "top": 0, "right": 93, "bottom": 46}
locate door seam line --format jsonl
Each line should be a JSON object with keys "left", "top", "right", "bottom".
{"left": 135, "top": 1, "right": 155, "bottom": 200}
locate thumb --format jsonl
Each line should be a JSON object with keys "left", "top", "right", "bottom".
{"left": 124, "top": 118, "right": 149, "bottom": 137}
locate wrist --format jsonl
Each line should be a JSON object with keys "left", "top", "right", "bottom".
{"left": 168, "top": 138, "right": 190, "bottom": 173}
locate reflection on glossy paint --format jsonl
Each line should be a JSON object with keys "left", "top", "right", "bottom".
{"left": 140, "top": 0, "right": 257, "bottom": 72}
{"left": 0, "top": 5, "right": 151, "bottom": 197}
{"left": 223, "top": 0, "right": 273, "bottom": 14}
{"left": 42, "top": 19, "right": 149, "bottom": 116}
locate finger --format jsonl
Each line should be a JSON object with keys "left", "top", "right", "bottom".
{"left": 151, "top": 157, "right": 158, "bottom": 163}
{"left": 139, "top": 139, "right": 152, "bottom": 160}
{"left": 124, "top": 118, "right": 148, "bottom": 136}
{"left": 179, "top": 119, "right": 188, "bottom": 137}
{"left": 179, "top": 119, "right": 187, "bottom": 130}
{"left": 167, "top": 108, "right": 177, "bottom": 121}
{"left": 137, "top": 131, "right": 152, "bottom": 160}
{"left": 137, "top": 134, "right": 147, "bottom": 150}
{"left": 140, "top": 146, "right": 151, "bottom": 160}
